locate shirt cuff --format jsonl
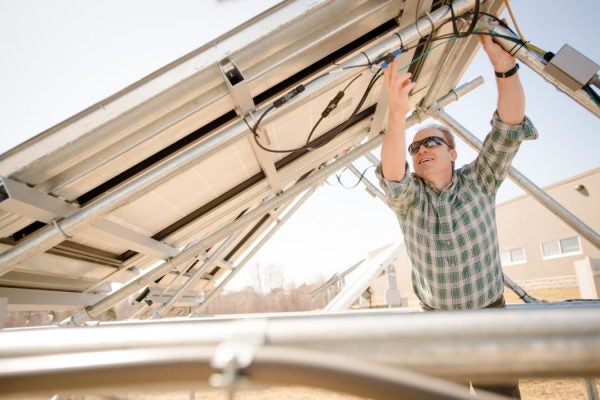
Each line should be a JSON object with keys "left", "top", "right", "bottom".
{"left": 375, "top": 161, "right": 412, "bottom": 192}
{"left": 491, "top": 111, "right": 538, "bottom": 141}
{"left": 375, "top": 161, "right": 410, "bottom": 182}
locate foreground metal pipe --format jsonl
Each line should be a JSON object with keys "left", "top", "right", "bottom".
{"left": 0, "top": 0, "right": 480, "bottom": 277}
{"left": 0, "top": 345, "right": 507, "bottom": 400}
{"left": 3, "top": 306, "right": 600, "bottom": 385}
{"left": 433, "top": 107, "right": 600, "bottom": 249}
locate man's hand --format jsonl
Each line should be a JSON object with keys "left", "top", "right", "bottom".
{"left": 380, "top": 60, "right": 415, "bottom": 181}
{"left": 383, "top": 60, "right": 415, "bottom": 123}
{"left": 478, "top": 23, "right": 516, "bottom": 73}
{"left": 478, "top": 21, "right": 525, "bottom": 124}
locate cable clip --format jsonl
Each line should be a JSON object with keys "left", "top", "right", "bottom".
{"left": 52, "top": 219, "right": 72, "bottom": 240}
{"left": 209, "top": 341, "right": 254, "bottom": 395}
{"left": 209, "top": 319, "right": 267, "bottom": 397}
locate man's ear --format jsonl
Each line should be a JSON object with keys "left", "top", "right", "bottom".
{"left": 450, "top": 148, "right": 457, "bottom": 161}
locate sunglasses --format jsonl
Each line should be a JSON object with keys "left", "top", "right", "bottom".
{"left": 408, "top": 136, "right": 451, "bottom": 155}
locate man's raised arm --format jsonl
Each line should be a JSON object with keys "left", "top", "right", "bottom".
{"left": 381, "top": 61, "right": 415, "bottom": 181}
{"left": 479, "top": 30, "right": 525, "bottom": 124}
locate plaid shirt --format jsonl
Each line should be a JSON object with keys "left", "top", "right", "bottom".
{"left": 376, "top": 112, "right": 538, "bottom": 310}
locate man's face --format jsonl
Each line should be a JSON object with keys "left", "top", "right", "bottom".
{"left": 410, "top": 127, "right": 457, "bottom": 180}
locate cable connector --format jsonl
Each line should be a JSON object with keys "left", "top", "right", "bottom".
{"left": 377, "top": 49, "right": 402, "bottom": 68}
{"left": 273, "top": 84, "right": 305, "bottom": 107}
{"left": 321, "top": 91, "right": 345, "bottom": 118}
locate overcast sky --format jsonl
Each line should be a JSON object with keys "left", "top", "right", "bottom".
{"left": 1, "top": 0, "right": 598, "bottom": 290}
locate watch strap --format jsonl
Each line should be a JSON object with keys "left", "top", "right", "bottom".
{"left": 495, "top": 63, "right": 520, "bottom": 78}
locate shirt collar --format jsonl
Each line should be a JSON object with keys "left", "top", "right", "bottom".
{"left": 420, "top": 170, "right": 457, "bottom": 194}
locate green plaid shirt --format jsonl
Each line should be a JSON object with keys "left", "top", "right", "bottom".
{"left": 376, "top": 112, "right": 538, "bottom": 310}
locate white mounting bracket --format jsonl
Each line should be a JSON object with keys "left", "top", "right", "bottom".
{"left": 219, "top": 58, "right": 256, "bottom": 116}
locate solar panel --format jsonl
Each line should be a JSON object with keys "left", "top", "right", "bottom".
{"left": 0, "top": 0, "right": 505, "bottom": 316}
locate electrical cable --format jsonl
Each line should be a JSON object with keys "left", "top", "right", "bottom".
{"left": 450, "top": 0, "right": 480, "bottom": 38}
{"left": 248, "top": 73, "right": 365, "bottom": 154}
{"left": 248, "top": 4, "right": 559, "bottom": 155}
{"left": 583, "top": 84, "right": 600, "bottom": 107}
{"left": 305, "top": 73, "right": 364, "bottom": 146}
{"left": 308, "top": 70, "right": 383, "bottom": 151}
{"left": 336, "top": 165, "right": 374, "bottom": 189}
{"left": 250, "top": 35, "right": 460, "bottom": 155}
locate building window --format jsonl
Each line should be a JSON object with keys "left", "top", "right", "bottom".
{"left": 500, "top": 247, "right": 526, "bottom": 266}
{"left": 541, "top": 236, "right": 582, "bottom": 259}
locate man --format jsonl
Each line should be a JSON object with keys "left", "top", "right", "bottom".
{"left": 376, "top": 30, "right": 538, "bottom": 398}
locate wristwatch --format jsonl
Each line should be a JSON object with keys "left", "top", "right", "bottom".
{"left": 495, "top": 63, "right": 519, "bottom": 78}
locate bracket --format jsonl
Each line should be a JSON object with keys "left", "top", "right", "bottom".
{"left": 219, "top": 58, "right": 256, "bottom": 116}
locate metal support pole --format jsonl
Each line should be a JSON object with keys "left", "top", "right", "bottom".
{"left": 585, "top": 378, "right": 599, "bottom": 400}
{"left": 432, "top": 107, "right": 600, "bottom": 250}
{"left": 437, "top": 76, "right": 485, "bottom": 108}
{"left": 0, "top": 0, "right": 480, "bottom": 277}
{"left": 153, "top": 232, "right": 243, "bottom": 318}
{"left": 325, "top": 243, "right": 404, "bottom": 311}
{"left": 364, "top": 151, "right": 381, "bottom": 169}
{"left": 190, "top": 186, "right": 317, "bottom": 316}
{"left": 502, "top": 273, "right": 543, "bottom": 304}
{"left": 155, "top": 254, "right": 204, "bottom": 299}
{"left": 0, "top": 297, "right": 7, "bottom": 329}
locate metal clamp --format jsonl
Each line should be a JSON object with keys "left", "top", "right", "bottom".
{"left": 209, "top": 319, "right": 267, "bottom": 397}
{"left": 219, "top": 58, "right": 256, "bottom": 117}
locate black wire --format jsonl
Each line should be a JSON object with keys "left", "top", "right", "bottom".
{"left": 249, "top": 5, "right": 532, "bottom": 155}
{"left": 304, "top": 73, "right": 363, "bottom": 146}
{"left": 305, "top": 115, "right": 325, "bottom": 147}
{"left": 450, "top": 0, "right": 479, "bottom": 38}
{"left": 398, "top": 10, "right": 524, "bottom": 54}
{"left": 584, "top": 84, "right": 600, "bottom": 107}
{"left": 249, "top": 73, "right": 366, "bottom": 154}
{"left": 309, "top": 71, "right": 383, "bottom": 150}
{"left": 307, "top": 7, "right": 531, "bottom": 152}
{"left": 248, "top": 104, "right": 307, "bottom": 154}
{"left": 336, "top": 165, "right": 374, "bottom": 189}
{"left": 252, "top": 104, "right": 275, "bottom": 134}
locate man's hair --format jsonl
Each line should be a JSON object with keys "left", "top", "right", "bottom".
{"left": 416, "top": 124, "right": 455, "bottom": 149}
